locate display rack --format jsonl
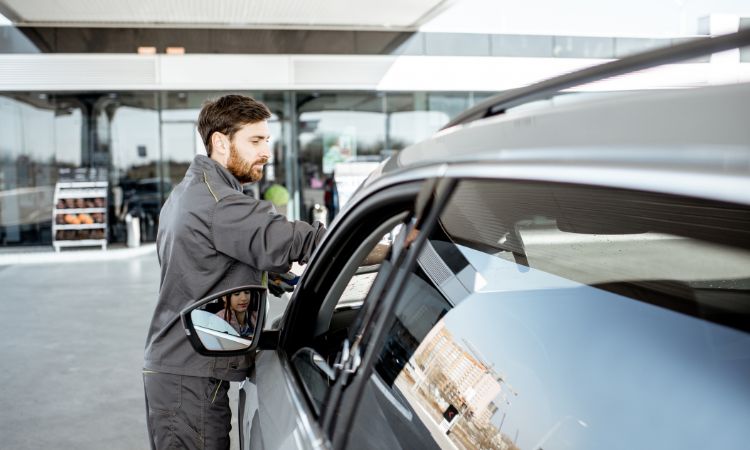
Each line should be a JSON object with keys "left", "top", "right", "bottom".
{"left": 52, "top": 180, "right": 108, "bottom": 251}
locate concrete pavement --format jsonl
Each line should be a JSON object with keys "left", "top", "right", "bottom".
{"left": 0, "top": 243, "right": 157, "bottom": 266}
{"left": 0, "top": 253, "right": 159, "bottom": 448}
{"left": 0, "top": 250, "right": 290, "bottom": 449}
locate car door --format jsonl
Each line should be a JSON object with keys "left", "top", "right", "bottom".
{"left": 244, "top": 174, "right": 442, "bottom": 449}
{"left": 331, "top": 171, "right": 750, "bottom": 450}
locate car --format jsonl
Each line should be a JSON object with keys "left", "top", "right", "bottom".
{"left": 181, "top": 29, "right": 750, "bottom": 450}
{"left": 119, "top": 177, "right": 172, "bottom": 241}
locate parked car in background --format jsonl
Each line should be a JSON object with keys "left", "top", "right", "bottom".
{"left": 182, "top": 29, "right": 750, "bottom": 450}
{"left": 118, "top": 177, "right": 171, "bottom": 242}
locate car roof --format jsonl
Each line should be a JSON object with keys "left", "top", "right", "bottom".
{"left": 392, "top": 81, "right": 750, "bottom": 173}
{"left": 379, "top": 28, "right": 750, "bottom": 178}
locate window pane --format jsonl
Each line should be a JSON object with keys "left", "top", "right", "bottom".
{"left": 387, "top": 93, "right": 449, "bottom": 151}
{"left": 0, "top": 93, "right": 82, "bottom": 246}
{"left": 740, "top": 19, "right": 750, "bottom": 63}
{"left": 614, "top": 37, "right": 670, "bottom": 58}
{"left": 107, "top": 93, "right": 161, "bottom": 243}
{"left": 350, "top": 179, "right": 750, "bottom": 450}
{"left": 292, "top": 212, "right": 411, "bottom": 416}
{"left": 553, "top": 36, "right": 614, "bottom": 58}
{"left": 335, "top": 220, "right": 403, "bottom": 309}
{"left": 491, "top": 35, "right": 553, "bottom": 57}
{"left": 427, "top": 93, "right": 471, "bottom": 122}
{"left": 298, "top": 92, "right": 387, "bottom": 222}
{"left": 439, "top": 181, "right": 750, "bottom": 320}
{"left": 424, "top": 33, "right": 490, "bottom": 57}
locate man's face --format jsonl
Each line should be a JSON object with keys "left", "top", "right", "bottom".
{"left": 226, "top": 120, "right": 271, "bottom": 184}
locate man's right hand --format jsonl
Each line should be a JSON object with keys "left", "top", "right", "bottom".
{"left": 361, "top": 243, "right": 390, "bottom": 266}
{"left": 268, "top": 271, "right": 299, "bottom": 297}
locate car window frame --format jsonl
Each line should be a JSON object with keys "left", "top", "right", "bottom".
{"left": 280, "top": 179, "right": 425, "bottom": 354}
{"left": 326, "top": 177, "right": 458, "bottom": 448}
{"left": 265, "top": 178, "right": 429, "bottom": 442}
{"left": 313, "top": 211, "right": 410, "bottom": 337}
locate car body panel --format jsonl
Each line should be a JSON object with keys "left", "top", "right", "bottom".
{"left": 397, "top": 83, "right": 750, "bottom": 171}
{"left": 247, "top": 350, "right": 326, "bottom": 450}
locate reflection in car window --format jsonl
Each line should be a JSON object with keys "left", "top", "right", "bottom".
{"left": 349, "top": 180, "right": 750, "bottom": 450}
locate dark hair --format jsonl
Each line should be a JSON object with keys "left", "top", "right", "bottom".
{"left": 198, "top": 94, "right": 271, "bottom": 156}
{"left": 221, "top": 295, "right": 233, "bottom": 323}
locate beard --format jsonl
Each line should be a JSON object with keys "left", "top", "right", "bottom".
{"left": 226, "top": 143, "right": 266, "bottom": 184}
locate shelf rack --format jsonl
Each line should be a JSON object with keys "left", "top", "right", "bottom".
{"left": 52, "top": 181, "right": 108, "bottom": 251}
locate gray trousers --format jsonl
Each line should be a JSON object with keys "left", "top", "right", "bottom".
{"left": 143, "top": 371, "right": 231, "bottom": 450}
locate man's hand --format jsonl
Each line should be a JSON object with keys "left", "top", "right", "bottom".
{"left": 268, "top": 271, "right": 299, "bottom": 297}
{"left": 361, "top": 243, "right": 390, "bottom": 266}
{"left": 360, "top": 228, "right": 419, "bottom": 267}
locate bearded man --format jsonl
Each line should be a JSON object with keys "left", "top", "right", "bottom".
{"left": 143, "top": 95, "right": 326, "bottom": 450}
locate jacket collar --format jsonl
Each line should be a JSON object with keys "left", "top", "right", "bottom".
{"left": 190, "top": 155, "right": 243, "bottom": 192}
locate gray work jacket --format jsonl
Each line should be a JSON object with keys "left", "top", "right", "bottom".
{"left": 144, "top": 155, "right": 325, "bottom": 381}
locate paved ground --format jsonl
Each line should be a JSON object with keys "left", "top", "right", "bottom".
{"left": 0, "top": 251, "right": 289, "bottom": 449}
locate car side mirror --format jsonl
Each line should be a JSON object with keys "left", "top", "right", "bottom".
{"left": 180, "top": 285, "right": 266, "bottom": 356}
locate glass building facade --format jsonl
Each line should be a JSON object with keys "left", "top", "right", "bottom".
{"left": 3, "top": 23, "right": 738, "bottom": 248}
{"left": 0, "top": 89, "right": 493, "bottom": 247}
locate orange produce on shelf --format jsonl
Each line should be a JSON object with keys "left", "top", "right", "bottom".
{"left": 79, "top": 213, "right": 94, "bottom": 225}
{"left": 64, "top": 214, "right": 80, "bottom": 225}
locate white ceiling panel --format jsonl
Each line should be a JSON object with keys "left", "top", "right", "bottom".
{"left": 0, "top": 0, "right": 452, "bottom": 29}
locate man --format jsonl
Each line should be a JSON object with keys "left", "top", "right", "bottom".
{"left": 143, "top": 95, "right": 325, "bottom": 449}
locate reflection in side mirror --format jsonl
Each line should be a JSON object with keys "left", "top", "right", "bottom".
{"left": 180, "top": 285, "right": 266, "bottom": 356}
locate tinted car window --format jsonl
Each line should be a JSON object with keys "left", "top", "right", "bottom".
{"left": 292, "top": 213, "right": 411, "bottom": 416}
{"left": 349, "top": 179, "right": 750, "bottom": 450}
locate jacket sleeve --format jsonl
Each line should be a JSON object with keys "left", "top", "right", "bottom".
{"left": 212, "top": 194, "right": 326, "bottom": 272}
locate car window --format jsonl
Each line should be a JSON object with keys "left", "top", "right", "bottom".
{"left": 289, "top": 189, "right": 419, "bottom": 418}
{"left": 331, "top": 220, "right": 405, "bottom": 310}
{"left": 346, "top": 179, "right": 750, "bottom": 450}
{"left": 292, "top": 215, "right": 410, "bottom": 415}
{"left": 311, "top": 212, "right": 409, "bottom": 338}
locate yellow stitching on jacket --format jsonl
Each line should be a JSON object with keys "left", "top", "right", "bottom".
{"left": 211, "top": 380, "right": 222, "bottom": 403}
{"left": 203, "top": 171, "right": 219, "bottom": 202}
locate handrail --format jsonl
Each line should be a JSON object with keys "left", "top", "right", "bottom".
{"left": 442, "top": 28, "right": 750, "bottom": 130}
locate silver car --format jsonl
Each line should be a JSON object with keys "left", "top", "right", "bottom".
{"left": 183, "top": 29, "right": 750, "bottom": 450}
